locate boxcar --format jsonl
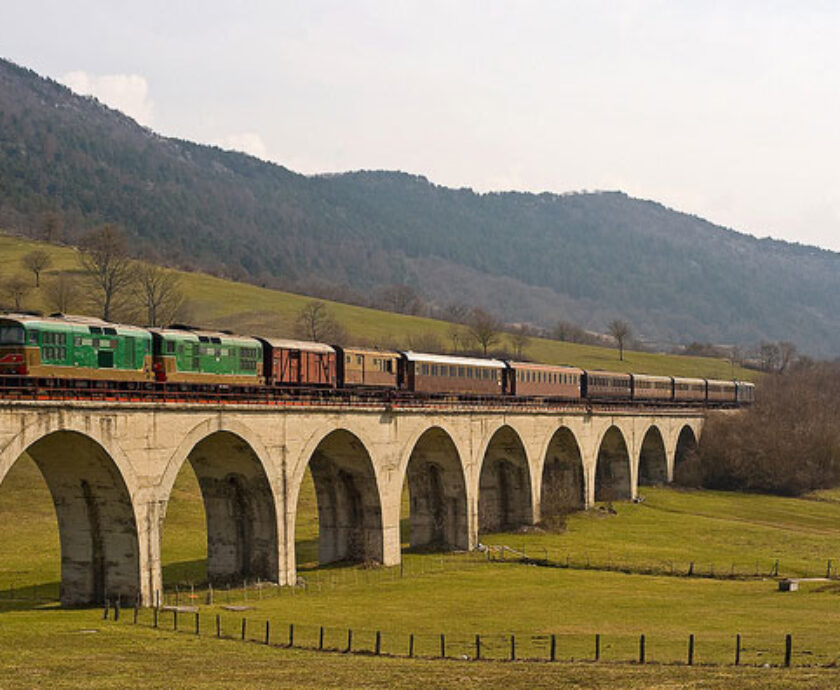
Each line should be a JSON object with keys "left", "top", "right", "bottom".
{"left": 151, "top": 326, "right": 263, "bottom": 385}
{"left": 631, "top": 374, "right": 673, "bottom": 402}
{"left": 672, "top": 376, "right": 707, "bottom": 402}
{"left": 0, "top": 313, "right": 153, "bottom": 382}
{"left": 735, "top": 380, "right": 756, "bottom": 405}
{"left": 258, "top": 337, "right": 337, "bottom": 388}
{"left": 402, "top": 352, "right": 505, "bottom": 396}
{"left": 506, "top": 361, "right": 583, "bottom": 399}
{"left": 338, "top": 347, "right": 400, "bottom": 389}
{"left": 706, "top": 379, "right": 737, "bottom": 404}
{"left": 582, "top": 370, "right": 632, "bottom": 400}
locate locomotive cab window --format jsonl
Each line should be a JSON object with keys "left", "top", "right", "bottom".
{"left": 0, "top": 325, "right": 24, "bottom": 345}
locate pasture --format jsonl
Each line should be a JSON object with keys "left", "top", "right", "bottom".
{"left": 3, "top": 454, "right": 840, "bottom": 685}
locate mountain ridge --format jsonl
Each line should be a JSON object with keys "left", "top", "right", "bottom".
{"left": 1, "top": 56, "right": 839, "bottom": 355}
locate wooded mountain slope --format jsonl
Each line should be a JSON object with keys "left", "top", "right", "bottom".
{"left": 2, "top": 57, "right": 839, "bottom": 355}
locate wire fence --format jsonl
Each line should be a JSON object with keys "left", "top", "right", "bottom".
{"left": 112, "top": 603, "right": 834, "bottom": 668}
{"left": 4, "top": 547, "right": 840, "bottom": 608}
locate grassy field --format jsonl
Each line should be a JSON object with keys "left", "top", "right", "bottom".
{"left": 5, "top": 453, "right": 840, "bottom": 682}
{"left": 2, "top": 607, "right": 836, "bottom": 689}
{"left": 0, "top": 231, "right": 757, "bottom": 379}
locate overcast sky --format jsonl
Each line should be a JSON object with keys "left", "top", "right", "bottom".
{"left": 3, "top": 1, "right": 839, "bottom": 250}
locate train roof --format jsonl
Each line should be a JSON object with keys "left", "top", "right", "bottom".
{"left": 506, "top": 360, "right": 584, "bottom": 373}
{"left": 402, "top": 351, "right": 506, "bottom": 369}
{"left": 632, "top": 373, "right": 673, "bottom": 382}
{"left": 341, "top": 346, "right": 401, "bottom": 357}
{"left": 0, "top": 312, "right": 149, "bottom": 334}
{"left": 151, "top": 325, "right": 261, "bottom": 346}
{"left": 672, "top": 376, "right": 706, "bottom": 385}
{"left": 585, "top": 369, "right": 632, "bottom": 378}
{"left": 256, "top": 337, "right": 335, "bottom": 354}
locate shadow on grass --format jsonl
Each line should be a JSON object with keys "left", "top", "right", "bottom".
{"left": 0, "top": 581, "right": 60, "bottom": 611}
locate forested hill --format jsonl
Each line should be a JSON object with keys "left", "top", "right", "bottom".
{"left": 2, "top": 57, "right": 840, "bottom": 355}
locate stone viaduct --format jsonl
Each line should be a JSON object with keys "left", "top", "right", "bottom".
{"left": 0, "top": 400, "right": 703, "bottom": 606}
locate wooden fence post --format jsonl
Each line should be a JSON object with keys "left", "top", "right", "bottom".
{"left": 216, "top": 614, "right": 221, "bottom": 638}
{"left": 375, "top": 631, "right": 381, "bottom": 655}
{"left": 475, "top": 634, "right": 481, "bottom": 660}
{"left": 265, "top": 621, "right": 270, "bottom": 645}
{"left": 595, "top": 634, "right": 600, "bottom": 661}
{"left": 550, "top": 634, "right": 556, "bottom": 662}
{"left": 440, "top": 633, "right": 446, "bottom": 658}
{"left": 241, "top": 618, "right": 246, "bottom": 641}
{"left": 319, "top": 626, "right": 324, "bottom": 650}
{"left": 639, "top": 634, "right": 646, "bottom": 664}
{"left": 735, "top": 634, "right": 741, "bottom": 666}
{"left": 195, "top": 612, "right": 200, "bottom": 635}
{"left": 408, "top": 634, "right": 414, "bottom": 658}
{"left": 510, "top": 634, "right": 516, "bottom": 661}
{"left": 785, "top": 634, "right": 792, "bottom": 667}
{"left": 688, "top": 634, "right": 694, "bottom": 666}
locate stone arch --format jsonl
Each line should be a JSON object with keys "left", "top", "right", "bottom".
{"left": 400, "top": 426, "right": 468, "bottom": 551}
{"left": 594, "top": 425, "right": 632, "bottom": 501}
{"left": 2, "top": 429, "right": 140, "bottom": 606}
{"left": 162, "top": 430, "right": 279, "bottom": 584}
{"left": 674, "top": 425, "right": 699, "bottom": 468}
{"left": 293, "top": 428, "right": 383, "bottom": 566}
{"left": 478, "top": 425, "right": 533, "bottom": 533}
{"left": 638, "top": 425, "right": 668, "bottom": 486}
{"left": 540, "top": 426, "right": 585, "bottom": 519}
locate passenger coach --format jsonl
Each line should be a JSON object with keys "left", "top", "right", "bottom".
{"left": 401, "top": 351, "right": 504, "bottom": 396}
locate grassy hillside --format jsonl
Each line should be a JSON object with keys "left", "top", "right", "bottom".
{"left": 3, "top": 56, "right": 840, "bottom": 355}
{"left": 0, "top": 232, "right": 756, "bottom": 380}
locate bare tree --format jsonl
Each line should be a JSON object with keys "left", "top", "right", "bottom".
{"left": 508, "top": 324, "right": 533, "bottom": 359}
{"left": 78, "top": 224, "right": 136, "bottom": 321}
{"left": 21, "top": 249, "right": 53, "bottom": 287}
{"left": 44, "top": 273, "right": 80, "bottom": 313}
{"left": 778, "top": 341, "right": 798, "bottom": 373}
{"left": 607, "top": 319, "right": 631, "bottom": 361}
{"left": 135, "top": 264, "right": 184, "bottom": 326}
{"left": 466, "top": 308, "right": 503, "bottom": 355}
{"left": 294, "top": 300, "right": 344, "bottom": 343}
{"left": 41, "top": 212, "right": 63, "bottom": 243}
{"left": 377, "top": 284, "right": 423, "bottom": 315}
{"left": 758, "top": 341, "right": 781, "bottom": 373}
{"left": 3, "top": 275, "right": 31, "bottom": 311}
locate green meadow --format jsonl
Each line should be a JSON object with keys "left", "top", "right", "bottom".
{"left": 3, "top": 454, "right": 840, "bottom": 684}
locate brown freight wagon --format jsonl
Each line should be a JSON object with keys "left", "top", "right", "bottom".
{"left": 339, "top": 347, "right": 400, "bottom": 388}
{"left": 402, "top": 352, "right": 504, "bottom": 396}
{"left": 258, "top": 337, "right": 337, "bottom": 388}
{"left": 583, "top": 370, "right": 632, "bottom": 400}
{"left": 506, "top": 361, "right": 583, "bottom": 399}
{"left": 631, "top": 374, "right": 673, "bottom": 402}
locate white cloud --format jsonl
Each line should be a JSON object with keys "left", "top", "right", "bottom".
{"left": 60, "top": 71, "right": 154, "bottom": 126}
{"left": 212, "top": 132, "right": 268, "bottom": 160}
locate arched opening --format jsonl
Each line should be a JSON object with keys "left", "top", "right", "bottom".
{"left": 161, "top": 431, "right": 278, "bottom": 587}
{"left": 401, "top": 427, "right": 468, "bottom": 551}
{"left": 478, "top": 426, "right": 533, "bottom": 533}
{"left": 0, "top": 431, "right": 139, "bottom": 606}
{"left": 540, "top": 427, "right": 585, "bottom": 520}
{"left": 296, "top": 430, "right": 383, "bottom": 568}
{"left": 594, "top": 426, "right": 632, "bottom": 502}
{"left": 675, "top": 425, "right": 698, "bottom": 468}
{"left": 638, "top": 426, "right": 668, "bottom": 486}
